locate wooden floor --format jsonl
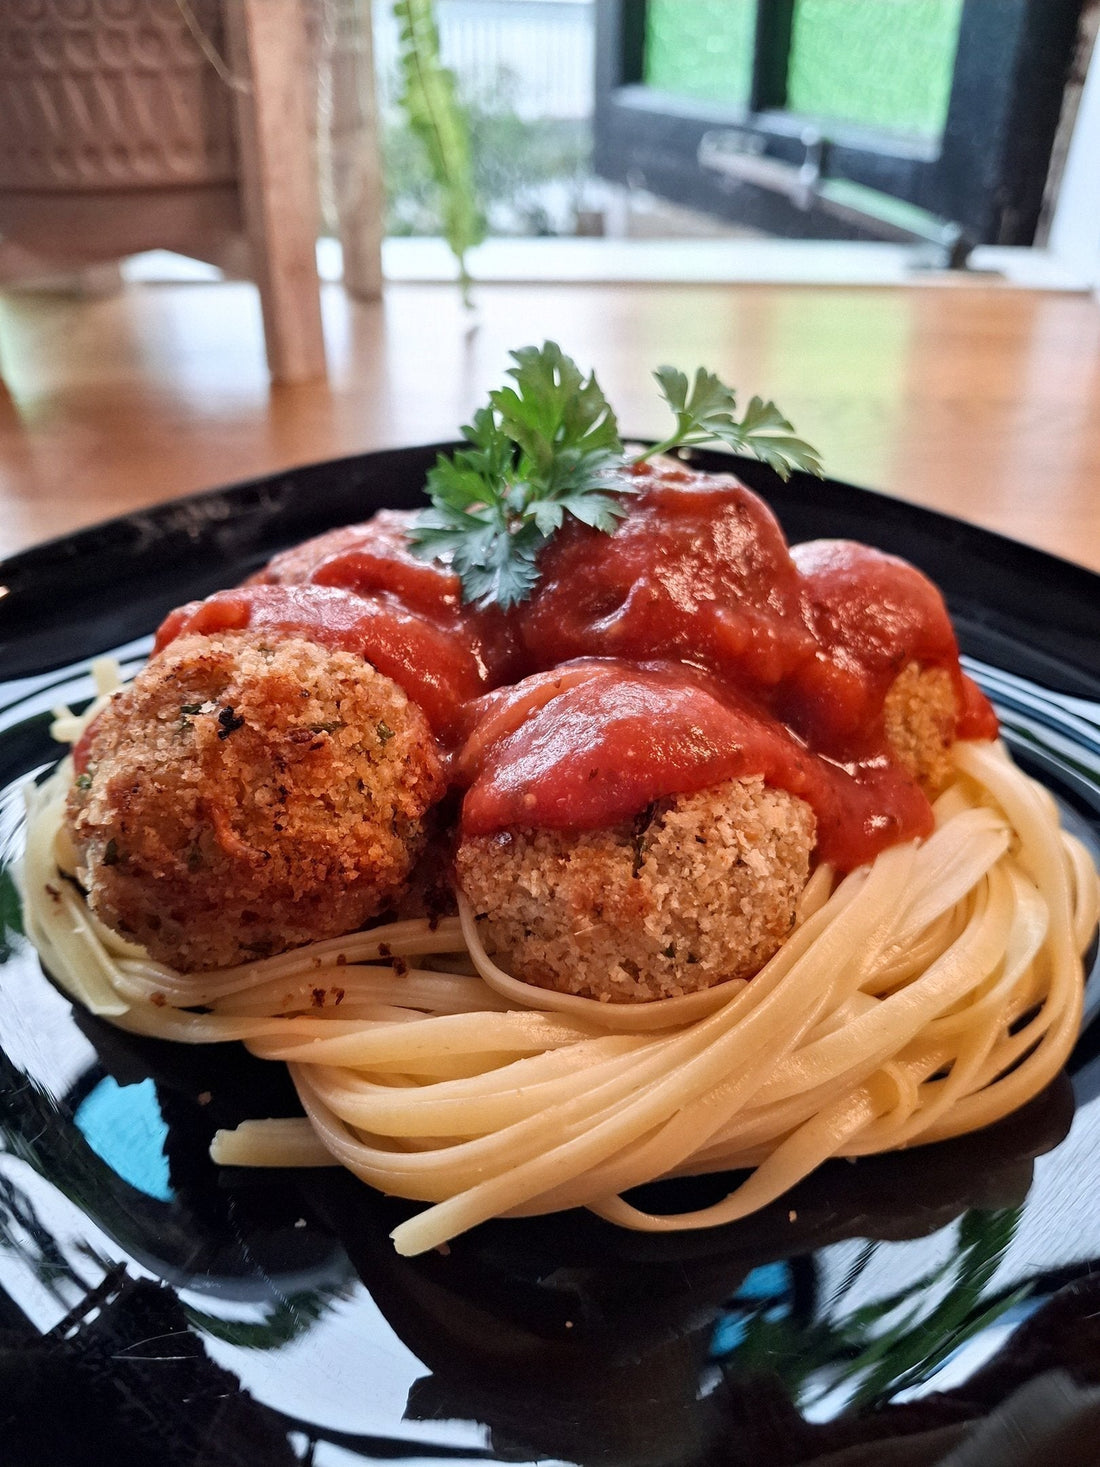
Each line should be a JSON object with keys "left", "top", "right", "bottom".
{"left": 0, "top": 278, "right": 1098, "bottom": 572}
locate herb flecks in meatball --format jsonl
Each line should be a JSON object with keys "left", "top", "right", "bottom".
{"left": 66, "top": 634, "right": 444, "bottom": 972}
{"left": 456, "top": 776, "right": 815, "bottom": 1003}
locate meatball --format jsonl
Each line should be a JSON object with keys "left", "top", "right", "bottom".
{"left": 66, "top": 633, "right": 445, "bottom": 972}
{"left": 883, "top": 662, "right": 959, "bottom": 792}
{"left": 455, "top": 777, "right": 816, "bottom": 1003}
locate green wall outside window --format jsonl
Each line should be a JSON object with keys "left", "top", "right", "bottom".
{"left": 644, "top": 0, "right": 964, "bottom": 138}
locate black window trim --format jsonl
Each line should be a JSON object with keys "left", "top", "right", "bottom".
{"left": 594, "top": 0, "right": 1084, "bottom": 245}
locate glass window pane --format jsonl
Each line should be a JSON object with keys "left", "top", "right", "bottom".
{"left": 786, "top": 0, "right": 964, "bottom": 137}
{"left": 644, "top": 0, "right": 756, "bottom": 108}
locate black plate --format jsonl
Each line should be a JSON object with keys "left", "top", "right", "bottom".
{"left": 0, "top": 446, "right": 1098, "bottom": 1467}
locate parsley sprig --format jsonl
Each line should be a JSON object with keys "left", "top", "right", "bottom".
{"left": 409, "top": 344, "right": 627, "bottom": 608}
{"left": 409, "top": 342, "right": 822, "bottom": 608}
{"left": 636, "top": 367, "right": 825, "bottom": 480}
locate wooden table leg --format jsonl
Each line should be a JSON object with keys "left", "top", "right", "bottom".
{"left": 224, "top": 0, "right": 327, "bottom": 383}
{"left": 329, "top": 0, "right": 384, "bottom": 302}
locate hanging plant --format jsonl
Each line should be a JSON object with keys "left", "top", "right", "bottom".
{"left": 393, "top": 0, "right": 485, "bottom": 302}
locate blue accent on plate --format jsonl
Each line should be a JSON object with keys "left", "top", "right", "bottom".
{"left": 73, "top": 1077, "right": 173, "bottom": 1202}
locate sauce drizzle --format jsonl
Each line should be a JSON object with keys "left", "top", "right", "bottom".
{"left": 155, "top": 467, "right": 997, "bottom": 870}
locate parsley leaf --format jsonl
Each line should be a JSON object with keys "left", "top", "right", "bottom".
{"left": 732, "top": 395, "right": 826, "bottom": 480}
{"left": 490, "top": 342, "right": 622, "bottom": 476}
{"left": 408, "top": 342, "right": 629, "bottom": 609}
{"left": 639, "top": 366, "right": 824, "bottom": 480}
{"left": 408, "top": 344, "right": 822, "bottom": 608}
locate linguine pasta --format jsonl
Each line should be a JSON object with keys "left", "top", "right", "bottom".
{"left": 20, "top": 678, "right": 1098, "bottom": 1256}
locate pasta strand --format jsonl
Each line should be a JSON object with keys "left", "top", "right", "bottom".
{"left": 19, "top": 739, "right": 1098, "bottom": 1256}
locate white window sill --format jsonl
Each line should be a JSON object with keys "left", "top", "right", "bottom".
{"left": 120, "top": 237, "right": 1096, "bottom": 293}
{"left": 377, "top": 236, "right": 1094, "bottom": 289}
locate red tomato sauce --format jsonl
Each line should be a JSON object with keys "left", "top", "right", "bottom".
{"left": 457, "top": 661, "right": 935, "bottom": 868}
{"left": 155, "top": 578, "right": 518, "bottom": 743}
{"left": 154, "top": 465, "right": 997, "bottom": 871}
{"left": 252, "top": 510, "right": 521, "bottom": 687}
{"left": 519, "top": 465, "right": 811, "bottom": 688}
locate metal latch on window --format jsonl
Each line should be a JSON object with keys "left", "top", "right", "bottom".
{"left": 698, "top": 127, "right": 973, "bottom": 269}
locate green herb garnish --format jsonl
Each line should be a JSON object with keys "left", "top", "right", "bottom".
{"left": 638, "top": 367, "right": 825, "bottom": 479}
{"left": 409, "top": 343, "right": 627, "bottom": 608}
{"left": 75, "top": 773, "right": 92, "bottom": 791}
{"left": 409, "top": 342, "right": 821, "bottom": 608}
{"left": 377, "top": 721, "right": 396, "bottom": 745}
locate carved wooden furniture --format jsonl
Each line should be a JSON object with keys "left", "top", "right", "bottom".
{"left": 0, "top": 0, "right": 383, "bottom": 383}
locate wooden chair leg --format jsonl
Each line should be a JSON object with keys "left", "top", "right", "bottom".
{"left": 329, "top": 0, "right": 384, "bottom": 302}
{"left": 224, "top": 0, "right": 327, "bottom": 384}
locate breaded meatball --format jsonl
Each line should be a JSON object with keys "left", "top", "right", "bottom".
{"left": 455, "top": 777, "right": 816, "bottom": 1003}
{"left": 884, "top": 662, "right": 959, "bottom": 792}
{"left": 66, "top": 633, "right": 445, "bottom": 972}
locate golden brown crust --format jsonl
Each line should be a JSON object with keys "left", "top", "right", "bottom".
{"left": 884, "top": 662, "right": 959, "bottom": 793}
{"left": 455, "top": 777, "right": 816, "bottom": 1002}
{"left": 66, "top": 633, "right": 444, "bottom": 972}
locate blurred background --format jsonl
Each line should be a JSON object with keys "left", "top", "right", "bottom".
{"left": 375, "top": 0, "right": 1093, "bottom": 256}
{"left": 0, "top": 0, "right": 1097, "bottom": 564}
{"left": 4, "top": 2, "right": 1098, "bottom": 310}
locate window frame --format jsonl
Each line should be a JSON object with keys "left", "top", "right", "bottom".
{"left": 593, "top": 0, "right": 1084, "bottom": 244}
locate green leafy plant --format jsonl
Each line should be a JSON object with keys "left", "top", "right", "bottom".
{"left": 383, "top": 77, "right": 591, "bottom": 240}
{"left": 393, "top": 0, "right": 484, "bottom": 301}
{"left": 409, "top": 341, "right": 822, "bottom": 608}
